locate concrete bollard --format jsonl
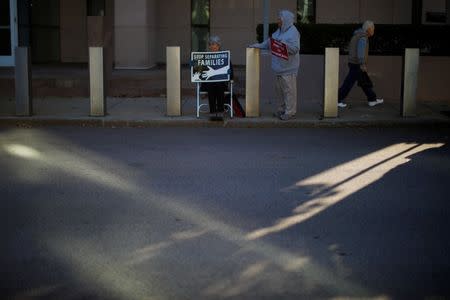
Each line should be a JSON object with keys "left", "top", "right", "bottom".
{"left": 15, "top": 47, "right": 32, "bottom": 116}
{"left": 245, "top": 48, "right": 260, "bottom": 117}
{"left": 323, "top": 47, "right": 339, "bottom": 118}
{"left": 166, "top": 46, "right": 181, "bottom": 116}
{"left": 402, "top": 48, "right": 420, "bottom": 117}
{"left": 89, "top": 46, "right": 106, "bottom": 116}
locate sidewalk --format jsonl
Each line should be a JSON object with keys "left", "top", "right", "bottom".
{"left": 1, "top": 96, "right": 449, "bottom": 128}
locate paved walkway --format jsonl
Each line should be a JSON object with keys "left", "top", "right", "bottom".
{"left": 0, "top": 96, "right": 449, "bottom": 127}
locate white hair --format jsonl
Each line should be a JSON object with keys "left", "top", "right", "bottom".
{"left": 362, "top": 20, "right": 374, "bottom": 32}
{"left": 209, "top": 35, "right": 221, "bottom": 46}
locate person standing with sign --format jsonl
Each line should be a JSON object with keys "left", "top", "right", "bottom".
{"left": 250, "top": 10, "right": 300, "bottom": 120}
{"left": 201, "top": 36, "right": 233, "bottom": 114}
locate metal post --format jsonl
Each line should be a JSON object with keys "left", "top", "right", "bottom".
{"left": 245, "top": 48, "right": 260, "bottom": 117}
{"left": 167, "top": 46, "right": 181, "bottom": 116}
{"left": 196, "top": 82, "right": 200, "bottom": 118}
{"left": 324, "top": 48, "right": 339, "bottom": 118}
{"left": 402, "top": 48, "right": 420, "bottom": 117}
{"left": 89, "top": 46, "right": 106, "bottom": 116}
{"left": 230, "top": 81, "right": 233, "bottom": 118}
{"left": 15, "top": 47, "right": 32, "bottom": 116}
{"left": 263, "top": 0, "right": 270, "bottom": 42}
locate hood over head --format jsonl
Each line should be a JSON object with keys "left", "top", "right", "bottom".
{"left": 279, "top": 10, "right": 295, "bottom": 32}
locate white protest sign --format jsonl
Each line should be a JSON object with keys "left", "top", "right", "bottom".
{"left": 191, "top": 51, "right": 230, "bottom": 83}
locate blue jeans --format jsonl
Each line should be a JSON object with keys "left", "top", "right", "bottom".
{"left": 338, "top": 63, "right": 376, "bottom": 102}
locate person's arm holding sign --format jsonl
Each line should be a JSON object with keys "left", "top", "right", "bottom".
{"left": 249, "top": 12, "right": 299, "bottom": 60}
{"left": 283, "top": 36, "right": 300, "bottom": 56}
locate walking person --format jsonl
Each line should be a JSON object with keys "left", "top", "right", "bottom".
{"left": 250, "top": 10, "right": 300, "bottom": 120}
{"left": 338, "top": 20, "right": 383, "bottom": 108}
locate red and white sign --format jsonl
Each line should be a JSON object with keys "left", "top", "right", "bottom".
{"left": 270, "top": 38, "right": 288, "bottom": 60}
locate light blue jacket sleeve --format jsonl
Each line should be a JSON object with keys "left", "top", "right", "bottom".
{"left": 251, "top": 38, "right": 270, "bottom": 50}
{"left": 357, "top": 38, "right": 367, "bottom": 65}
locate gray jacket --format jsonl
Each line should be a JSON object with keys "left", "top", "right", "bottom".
{"left": 348, "top": 28, "right": 369, "bottom": 67}
{"left": 251, "top": 10, "right": 300, "bottom": 76}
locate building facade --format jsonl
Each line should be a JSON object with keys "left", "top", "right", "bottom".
{"left": 1, "top": 0, "right": 449, "bottom": 67}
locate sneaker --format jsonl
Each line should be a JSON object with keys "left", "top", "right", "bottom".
{"left": 338, "top": 102, "right": 347, "bottom": 108}
{"left": 368, "top": 98, "right": 384, "bottom": 107}
{"left": 279, "top": 113, "right": 295, "bottom": 121}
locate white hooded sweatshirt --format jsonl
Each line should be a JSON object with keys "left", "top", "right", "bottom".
{"left": 251, "top": 10, "right": 300, "bottom": 76}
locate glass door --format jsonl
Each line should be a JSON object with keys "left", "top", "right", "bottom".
{"left": 191, "top": 0, "right": 209, "bottom": 52}
{"left": 297, "top": 0, "right": 315, "bottom": 23}
{"left": 0, "top": 0, "right": 17, "bottom": 66}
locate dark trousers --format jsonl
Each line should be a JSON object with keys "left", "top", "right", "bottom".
{"left": 202, "top": 82, "right": 226, "bottom": 113}
{"left": 338, "top": 63, "right": 376, "bottom": 102}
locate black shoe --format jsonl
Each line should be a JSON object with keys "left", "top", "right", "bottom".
{"left": 273, "top": 111, "right": 283, "bottom": 118}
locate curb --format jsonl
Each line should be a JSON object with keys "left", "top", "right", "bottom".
{"left": 1, "top": 116, "right": 449, "bottom": 128}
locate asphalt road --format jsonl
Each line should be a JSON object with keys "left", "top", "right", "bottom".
{"left": 1, "top": 126, "right": 450, "bottom": 300}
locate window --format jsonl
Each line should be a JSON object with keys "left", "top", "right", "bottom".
{"left": 191, "top": 0, "right": 209, "bottom": 52}
{"left": 30, "top": 0, "right": 60, "bottom": 63}
{"left": 413, "top": 0, "right": 449, "bottom": 24}
{"left": 412, "top": 0, "right": 423, "bottom": 24}
{"left": 0, "top": 0, "right": 12, "bottom": 55}
{"left": 422, "top": 0, "right": 447, "bottom": 24}
{"left": 297, "top": 0, "right": 315, "bottom": 24}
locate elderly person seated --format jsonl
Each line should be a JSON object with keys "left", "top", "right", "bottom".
{"left": 200, "top": 35, "right": 234, "bottom": 114}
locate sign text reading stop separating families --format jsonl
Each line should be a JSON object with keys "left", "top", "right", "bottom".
{"left": 191, "top": 51, "right": 230, "bottom": 83}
